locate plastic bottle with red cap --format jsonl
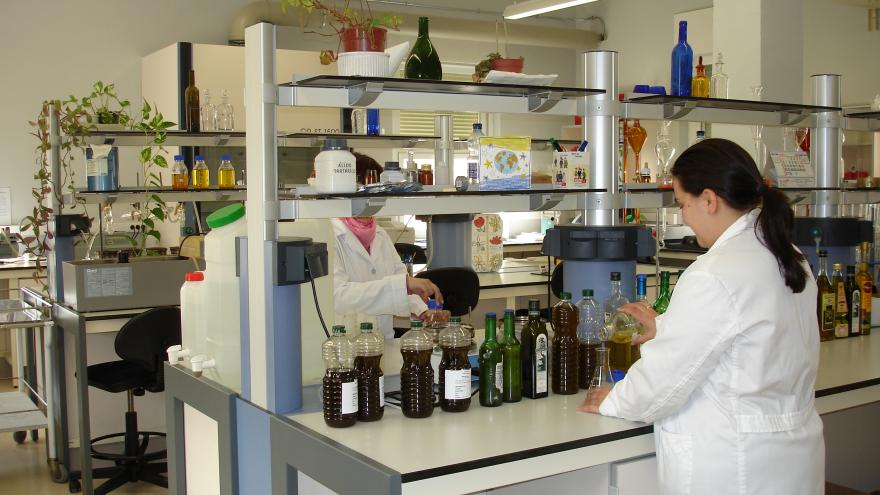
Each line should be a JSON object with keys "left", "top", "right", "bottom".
{"left": 180, "top": 271, "right": 208, "bottom": 362}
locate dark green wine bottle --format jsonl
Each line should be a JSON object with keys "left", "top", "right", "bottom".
{"left": 478, "top": 312, "right": 502, "bottom": 407}
{"left": 501, "top": 310, "right": 522, "bottom": 402}
{"left": 404, "top": 17, "right": 442, "bottom": 80}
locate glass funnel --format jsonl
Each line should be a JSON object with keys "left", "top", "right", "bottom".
{"left": 750, "top": 85, "right": 767, "bottom": 172}
{"left": 626, "top": 120, "right": 647, "bottom": 184}
{"left": 655, "top": 120, "right": 676, "bottom": 188}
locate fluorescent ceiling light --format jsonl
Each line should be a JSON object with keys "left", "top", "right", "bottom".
{"left": 503, "top": 0, "right": 600, "bottom": 20}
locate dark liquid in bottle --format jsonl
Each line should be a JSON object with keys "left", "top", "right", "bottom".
{"left": 322, "top": 368, "right": 357, "bottom": 428}
{"left": 521, "top": 325, "right": 549, "bottom": 399}
{"left": 400, "top": 349, "right": 434, "bottom": 418}
{"left": 578, "top": 342, "right": 599, "bottom": 389}
{"left": 439, "top": 344, "right": 472, "bottom": 412}
{"left": 552, "top": 336, "right": 580, "bottom": 394}
{"left": 354, "top": 355, "right": 384, "bottom": 421}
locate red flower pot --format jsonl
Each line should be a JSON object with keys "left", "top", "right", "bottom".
{"left": 340, "top": 27, "right": 387, "bottom": 53}
{"left": 491, "top": 58, "right": 524, "bottom": 73}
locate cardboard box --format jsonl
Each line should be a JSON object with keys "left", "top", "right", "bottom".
{"left": 478, "top": 136, "right": 531, "bottom": 190}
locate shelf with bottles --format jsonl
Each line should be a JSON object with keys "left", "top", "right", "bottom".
{"left": 451, "top": 138, "right": 581, "bottom": 152}
{"left": 276, "top": 187, "right": 674, "bottom": 219}
{"left": 775, "top": 187, "right": 880, "bottom": 207}
{"left": 82, "top": 130, "right": 438, "bottom": 149}
{"left": 622, "top": 95, "right": 839, "bottom": 127}
{"left": 280, "top": 75, "right": 603, "bottom": 115}
{"left": 67, "top": 186, "right": 246, "bottom": 205}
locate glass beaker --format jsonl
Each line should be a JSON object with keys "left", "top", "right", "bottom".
{"left": 589, "top": 347, "right": 615, "bottom": 390}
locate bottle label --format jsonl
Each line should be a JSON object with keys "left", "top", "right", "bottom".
{"left": 87, "top": 157, "right": 109, "bottom": 177}
{"left": 822, "top": 293, "right": 835, "bottom": 329}
{"left": 861, "top": 282, "right": 872, "bottom": 330}
{"left": 535, "top": 334, "right": 548, "bottom": 394}
{"left": 379, "top": 376, "right": 385, "bottom": 407}
{"left": 468, "top": 160, "right": 479, "bottom": 180}
{"left": 445, "top": 369, "right": 472, "bottom": 400}
{"left": 341, "top": 379, "right": 358, "bottom": 414}
{"left": 851, "top": 289, "right": 861, "bottom": 335}
{"left": 494, "top": 362, "right": 503, "bottom": 392}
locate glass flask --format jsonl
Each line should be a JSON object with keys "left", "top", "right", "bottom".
{"left": 322, "top": 325, "right": 357, "bottom": 428}
{"left": 438, "top": 316, "right": 472, "bottom": 412}
{"left": 353, "top": 322, "right": 385, "bottom": 421}
{"left": 589, "top": 347, "right": 616, "bottom": 390}
{"left": 400, "top": 320, "right": 434, "bottom": 418}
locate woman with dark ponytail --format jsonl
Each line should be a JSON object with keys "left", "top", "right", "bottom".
{"left": 581, "top": 139, "right": 824, "bottom": 494}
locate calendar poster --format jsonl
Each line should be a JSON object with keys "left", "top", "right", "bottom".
{"left": 769, "top": 151, "right": 814, "bottom": 188}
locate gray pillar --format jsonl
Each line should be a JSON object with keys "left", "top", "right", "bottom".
{"left": 811, "top": 74, "right": 841, "bottom": 219}
{"left": 583, "top": 51, "right": 618, "bottom": 227}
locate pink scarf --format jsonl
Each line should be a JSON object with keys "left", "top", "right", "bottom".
{"left": 341, "top": 217, "right": 377, "bottom": 254}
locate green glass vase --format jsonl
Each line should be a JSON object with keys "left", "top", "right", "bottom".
{"left": 404, "top": 17, "right": 442, "bottom": 80}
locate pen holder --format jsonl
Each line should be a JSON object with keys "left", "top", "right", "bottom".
{"left": 552, "top": 151, "right": 590, "bottom": 189}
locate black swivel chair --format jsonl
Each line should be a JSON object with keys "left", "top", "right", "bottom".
{"left": 416, "top": 267, "right": 480, "bottom": 316}
{"left": 394, "top": 243, "right": 428, "bottom": 264}
{"left": 69, "top": 307, "right": 182, "bottom": 494}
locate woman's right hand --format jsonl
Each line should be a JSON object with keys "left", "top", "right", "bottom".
{"left": 618, "top": 302, "right": 658, "bottom": 345}
{"left": 406, "top": 276, "right": 443, "bottom": 304}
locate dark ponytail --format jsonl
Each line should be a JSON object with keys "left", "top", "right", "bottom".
{"left": 672, "top": 138, "right": 807, "bottom": 293}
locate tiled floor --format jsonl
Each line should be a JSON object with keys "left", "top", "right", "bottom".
{"left": 0, "top": 378, "right": 166, "bottom": 494}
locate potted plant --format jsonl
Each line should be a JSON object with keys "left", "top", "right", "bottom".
{"left": 473, "top": 52, "right": 525, "bottom": 81}
{"left": 281, "top": 0, "right": 402, "bottom": 65}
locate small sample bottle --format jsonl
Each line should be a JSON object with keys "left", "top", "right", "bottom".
{"left": 200, "top": 89, "right": 216, "bottom": 131}
{"left": 710, "top": 52, "right": 730, "bottom": 99}
{"left": 418, "top": 163, "right": 434, "bottom": 185}
{"left": 218, "top": 154, "right": 236, "bottom": 189}
{"left": 192, "top": 155, "right": 210, "bottom": 190}
{"left": 216, "top": 89, "right": 235, "bottom": 131}
{"left": 691, "top": 55, "right": 710, "bottom": 97}
{"left": 322, "top": 325, "right": 357, "bottom": 428}
{"left": 171, "top": 154, "right": 189, "bottom": 191}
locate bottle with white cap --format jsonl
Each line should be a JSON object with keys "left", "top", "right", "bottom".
{"left": 314, "top": 139, "right": 356, "bottom": 194}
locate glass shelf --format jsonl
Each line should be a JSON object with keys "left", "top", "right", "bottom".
{"left": 70, "top": 187, "right": 246, "bottom": 205}
{"left": 82, "top": 130, "right": 436, "bottom": 148}
{"left": 628, "top": 95, "right": 840, "bottom": 114}
{"left": 845, "top": 111, "right": 880, "bottom": 119}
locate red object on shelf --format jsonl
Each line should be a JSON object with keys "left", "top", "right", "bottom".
{"left": 340, "top": 27, "right": 387, "bottom": 52}
{"left": 491, "top": 58, "right": 524, "bottom": 73}
{"left": 796, "top": 128, "right": 810, "bottom": 153}
{"left": 574, "top": 115, "right": 582, "bottom": 125}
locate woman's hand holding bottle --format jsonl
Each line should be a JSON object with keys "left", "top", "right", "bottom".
{"left": 618, "top": 302, "right": 658, "bottom": 345}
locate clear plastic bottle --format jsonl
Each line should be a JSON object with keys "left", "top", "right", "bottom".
{"left": 171, "top": 154, "right": 189, "bottom": 191}
{"left": 576, "top": 289, "right": 603, "bottom": 390}
{"left": 467, "top": 123, "right": 484, "bottom": 186}
{"left": 438, "top": 316, "right": 472, "bottom": 412}
{"left": 322, "top": 325, "right": 357, "bottom": 428}
{"left": 400, "top": 320, "right": 434, "bottom": 418}
{"left": 551, "top": 292, "right": 580, "bottom": 395}
{"left": 353, "top": 322, "right": 384, "bottom": 421}
{"left": 603, "top": 272, "right": 630, "bottom": 325}
{"left": 216, "top": 89, "right": 235, "bottom": 131}
{"left": 200, "top": 89, "right": 216, "bottom": 131}
{"left": 218, "top": 154, "right": 235, "bottom": 189}
{"left": 192, "top": 155, "right": 210, "bottom": 190}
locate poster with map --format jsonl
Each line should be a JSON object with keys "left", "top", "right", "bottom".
{"left": 478, "top": 136, "right": 531, "bottom": 190}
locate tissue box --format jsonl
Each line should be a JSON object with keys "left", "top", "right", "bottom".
{"left": 479, "top": 137, "right": 531, "bottom": 190}
{"left": 472, "top": 214, "right": 503, "bottom": 273}
{"left": 552, "top": 151, "right": 590, "bottom": 189}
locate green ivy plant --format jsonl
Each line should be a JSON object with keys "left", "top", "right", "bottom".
{"left": 24, "top": 81, "right": 175, "bottom": 291}
{"left": 281, "top": 0, "right": 402, "bottom": 64}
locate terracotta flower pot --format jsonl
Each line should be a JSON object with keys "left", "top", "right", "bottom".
{"left": 340, "top": 27, "right": 387, "bottom": 53}
{"left": 491, "top": 58, "right": 524, "bottom": 73}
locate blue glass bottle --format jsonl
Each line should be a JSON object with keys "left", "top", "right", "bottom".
{"left": 670, "top": 21, "right": 693, "bottom": 97}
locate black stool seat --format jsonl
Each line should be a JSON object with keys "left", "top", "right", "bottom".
{"left": 87, "top": 361, "right": 151, "bottom": 394}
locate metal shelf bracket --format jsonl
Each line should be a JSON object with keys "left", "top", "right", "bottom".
{"left": 348, "top": 81, "right": 384, "bottom": 107}
{"left": 214, "top": 134, "right": 231, "bottom": 146}
{"left": 528, "top": 90, "right": 564, "bottom": 113}
{"left": 529, "top": 192, "right": 565, "bottom": 211}
{"left": 351, "top": 197, "right": 386, "bottom": 217}
{"left": 778, "top": 109, "right": 811, "bottom": 126}
{"left": 662, "top": 100, "right": 699, "bottom": 120}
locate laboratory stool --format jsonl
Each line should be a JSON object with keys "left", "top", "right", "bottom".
{"left": 416, "top": 267, "right": 480, "bottom": 316}
{"left": 68, "top": 306, "right": 182, "bottom": 494}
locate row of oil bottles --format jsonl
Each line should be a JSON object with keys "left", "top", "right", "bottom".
{"left": 321, "top": 270, "right": 675, "bottom": 428}
{"left": 170, "top": 154, "right": 240, "bottom": 190}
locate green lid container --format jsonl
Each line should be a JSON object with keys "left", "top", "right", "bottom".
{"left": 206, "top": 203, "right": 245, "bottom": 229}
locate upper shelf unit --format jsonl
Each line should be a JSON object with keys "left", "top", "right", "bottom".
{"left": 623, "top": 95, "right": 840, "bottom": 127}
{"left": 81, "top": 130, "right": 438, "bottom": 149}
{"left": 843, "top": 111, "right": 880, "bottom": 132}
{"left": 279, "top": 76, "right": 604, "bottom": 115}
{"left": 68, "top": 187, "right": 246, "bottom": 205}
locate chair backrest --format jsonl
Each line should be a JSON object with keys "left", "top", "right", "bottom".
{"left": 115, "top": 306, "right": 182, "bottom": 392}
{"left": 395, "top": 243, "right": 427, "bottom": 264}
{"left": 550, "top": 261, "right": 564, "bottom": 299}
{"left": 416, "top": 267, "right": 479, "bottom": 316}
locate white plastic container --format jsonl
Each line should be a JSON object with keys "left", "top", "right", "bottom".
{"left": 180, "top": 271, "right": 207, "bottom": 360}
{"left": 314, "top": 139, "right": 356, "bottom": 194}
{"left": 203, "top": 203, "right": 247, "bottom": 390}
{"left": 379, "top": 161, "right": 405, "bottom": 183}
{"left": 337, "top": 51, "right": 390, "bottom": 77}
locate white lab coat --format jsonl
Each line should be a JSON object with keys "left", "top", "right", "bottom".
{"left": 332, "top": 219, "right": 428, "bottom": 339}
{"left": 600, "top": 210, "right": 825, "bottom": 494}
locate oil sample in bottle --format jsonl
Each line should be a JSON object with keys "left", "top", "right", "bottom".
{"left": 478, "top": 312, "right": 502, "bottom": 407}
{"left": 218, "top": 154, "right": 236, "bottom": 190}
{"left": 192, "top": 155, "right": 210, "bottom": 190}
{"left": 353, "top": 322, "right": 384, "bottom": 421}
{"left": 520, "top": 299, "right": 549, "bottom": 399}
{"left": 439, "top": 316, "right": 472, "bottom": 412}
{"left": 501, "top": 310, "right": 521, "bottom": 403}
{"left": 171, "top": 155, "right": 189, "bottom": 190}
{"left": 322, "top": 325, "right": 357, "bottom": 428}
{"left": 184, "top": 69, "right": 200, "bottom": 132}
{"left": 551, "top": 292, "right": 580, "bottom": 395}
{"left": 576, "top": 289, "right": 603, "bottom": 389}
{"left": 816, "top": 250, "right": 835, "bottom": 342}
{"left": 400, "top": 320, "right": 434, "bottom": 418}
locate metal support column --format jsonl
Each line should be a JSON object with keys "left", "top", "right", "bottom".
{"left": 583, "top": 50, "right": 619, "bottom": 227}
{"left": 811, "top": 74, "right": 842, "bottom": 219}
{"left": 433, "top": 114, "right": 453, "bottom": 186}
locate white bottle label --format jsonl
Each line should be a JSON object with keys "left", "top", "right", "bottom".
{"left": 445, "top": 369, "right": 472, "bottom": 400}
{"left": 87, "top": 157, "right": 109, "bottom": 177}
{"left": 468, "top": 160, "right": 479, "bottom": 180}
{"left": 851, "top": 290, "right": 861, "bottom": 335}
{"left": 494, "top": 362, "right": 503, "bottom": 392}
{"left": 341, "top": 379, "right": 358, "bottom": 414}
{"left": 379, "top": 376, "right": 385, "bottom": 407}
{"left": 535, "top": 334, "right": 548, "bottom": 394}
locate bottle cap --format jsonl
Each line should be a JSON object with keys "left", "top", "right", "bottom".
{"left": 427, "top": 298, "right": 443, "bottom": 310}
{"left": 582, "top": 289, "right": 593, "bottom": 297}
{"left": 611, "top": 369, "right": 626, "bottom": 382}
{"left": 332, "top": 325, "right": 346, "bottom": 334}
{"left": 410, "top": 320, "right": 423, "bottom": 328}
{"left": 174, "top": 155, "right": 184, "bottom": 161}
{"left": 195, "top": 154, "right": 204, "bottom": 161}
{"left": 473, "top": 123, "right": 482, "bottom": 130}
{"left": 185, "top": 272, "right": 204, "bottom": 282}
{"left": 450, "top": 316, "right": 461, "bottom": 323}
{"left": 504, "top": 309, "right": 514, "bottom": 315}
{"left": 221, "top": 154, "right": 232, "bottom": 161}
{"left": 818, "top": 249, "right": 828, "bottom": 256}
{"left": 610, "top": 272, "right": 621, "bottom": 281}
{"left": 485, "top": 312, "right": 496, "bottom": 319}
{"left": 528, "top": 299, "right": 540, "bottom": 311}
{"left": 832, "top": 263, "right": 843, "bottom": 270}
{"left": 206, "top": 203, "right": 245, "bottom": 229}
{"left": 384, "top": 161, "right": 401, "bottom": 171}
{"left": 847, "top": 265, "right": 856, "bottom": 273}
{"left": 322, "top": 138, "right": 348, "bottom": 150}
{"left": 560, "top": 291, "right": 571, "bottom": 300}
{"left": 359, "top": 322, "right": 373, "bottom": 331}
{"left": 637, "top": 274, "right": 647, "bottom": 281}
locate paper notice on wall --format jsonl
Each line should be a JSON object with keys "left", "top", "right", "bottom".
{"left": 0, "top": 188, "right": 10, "bottom": 225}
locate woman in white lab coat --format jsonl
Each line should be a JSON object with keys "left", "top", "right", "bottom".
{"left": 332, "top": 153, "right": 447, "bottom": 339}
{"left": 581, "top": 139, "right": 824, "bottom": 494}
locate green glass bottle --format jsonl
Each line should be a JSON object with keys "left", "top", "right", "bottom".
{"left": 478, "top": 312, "right": 502, "bottom": 407}
{"left": 653, "top": 271, "right": 672, "bottom": 314}
{"left": 404, "top": 17, "right": 442, "bottom": 80}
{"left": 501, "top": 309, "right": 522, "bottom": 402}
